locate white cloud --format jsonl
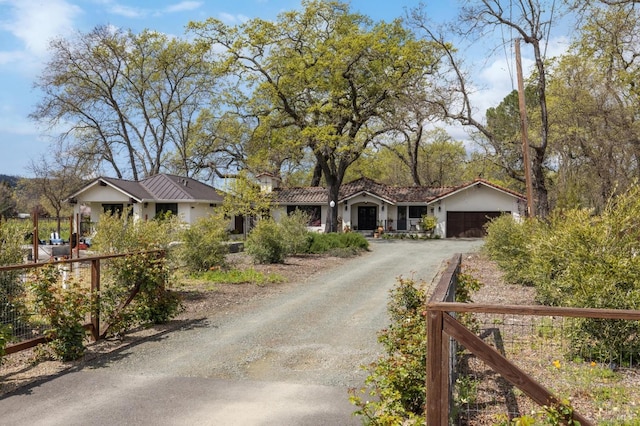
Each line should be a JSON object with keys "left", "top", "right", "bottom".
{"left": 472, "top": 35, "right": 570, "bottom": 114}
{"left": 219, "top": 12, "right": 250, "bottom": 24}
{"left": 109, "top": 3, "right": 144, "bottom": 18}
{"left": 0, "top": 0, "right": 81, "bottom": 57}
{"left": 0, "top": 50, "right": 26, "bottom": 65}
{"left": 165, "top": 1, "right": 203, "bottom": 13}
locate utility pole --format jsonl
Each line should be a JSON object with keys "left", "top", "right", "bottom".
{"left": 515, "top": 38, "right": 535, "bottom": 218}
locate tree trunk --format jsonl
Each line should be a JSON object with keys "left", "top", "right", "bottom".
{"left": 532, "top": 147, "right": 549, "bottom": 217}
{"left": 323, "top": 173, "right": 341, "bottom": 233}
{"left": 310, "top": 161, "right": 323, "bottom": 186}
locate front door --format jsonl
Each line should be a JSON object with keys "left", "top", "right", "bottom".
{"left": 358, "top": 206, "right": 377, "bottom": 230}
{"left": 397, "top": 206, "right": 407, "bottom": 231}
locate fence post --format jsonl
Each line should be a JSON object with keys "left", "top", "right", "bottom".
{"left": 427, "top": 309, "right": 448, "bottom": 425}
{"left": 90, "top": 258, "right": 100, "bottom": 341}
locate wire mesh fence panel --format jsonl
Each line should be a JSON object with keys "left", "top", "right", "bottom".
{"left": 453, "top": 312, "right": 640, "bottom": 425}
{"left": 1, "top": 262, "right": 96, "bottom": 346}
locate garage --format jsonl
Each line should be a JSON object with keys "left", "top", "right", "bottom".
{"left": 446, "top": 211, "right": 505, "bottom": 238}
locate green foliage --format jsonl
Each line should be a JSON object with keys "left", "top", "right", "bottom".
{"left": 91, "top": 209, "right": 181, "bottom": 254}
{"left": 278, "top": 210, "right": 313, "bottom": 255}
{"left": 246, "top": 214, "right": 367, "bottom": 264}
{"left": 246, "top": 219, "right": 287, "bottom": 264}
{"left": 350, "top": 277, "right": 427, "bottom": 425}
{"left": 307, "top": 232, "right": 369, "bottom": 255}
{"left": 483, "top": 183, "right": 640, "bottom": 362}
{"left": 483, "top": 215, "right": 545, "bottom": 286}
{"left": 220, "top": 172, "right": 273, "bottom": 223}
{"left": 189, "top": 0, "right": 443, "bottom": 231}
{"left": 496, "top": 400, "right": 579, "bottom": 425}
{"left": 0, "top": 323, "right": 11, "bottom": 365}
{"left": 420, "top": 215, "right": 437, "bottom": 232}
{"left": 93, "top": 211, "right": 183, "bottom": 337}
{"left": 29, "top": 265, "right": 90, "bottom": 361}
{"left": 0, "top": 220, "right": 30, "bottom": 337}
{"left": 178, "top": 213, "right": 229, "bottom": 272}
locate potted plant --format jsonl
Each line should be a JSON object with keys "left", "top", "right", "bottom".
{"left": 421, "top": 215, "right": 437, "bottom": 236}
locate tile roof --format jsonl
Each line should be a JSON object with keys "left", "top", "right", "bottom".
{"left": 273, "top": 177, "right": 457, "bottom": 205}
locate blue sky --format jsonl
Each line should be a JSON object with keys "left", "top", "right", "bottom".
{"left": 0, "top": 0, "right": 562, "bottom": 178}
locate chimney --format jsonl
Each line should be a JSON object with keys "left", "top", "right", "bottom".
{"left": 257, "top": 172, "right": 281, "bottom": 193}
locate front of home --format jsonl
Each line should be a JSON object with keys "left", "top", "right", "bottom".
{"left": 265, "top": 175, "right": 526, "bottom": 238}
{"left": 66, "top": 173, "right": 525, "bottom": 239}
{"left": 66, "top": 174, "right": 229, "bottom": 236}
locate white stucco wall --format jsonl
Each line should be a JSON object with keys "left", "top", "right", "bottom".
{"left": 441, "top": 184, "right": 521, "bottom": 212}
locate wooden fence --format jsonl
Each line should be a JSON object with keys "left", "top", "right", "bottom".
{"left": 427, "top": 254, "right": 640, "bottom": 425}
{"left": 1, "top": 250, "right": 165, "bottom": 355}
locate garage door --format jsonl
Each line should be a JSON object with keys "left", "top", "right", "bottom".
{"left": 446, "top": 211, "right": 505, "bottom": 238}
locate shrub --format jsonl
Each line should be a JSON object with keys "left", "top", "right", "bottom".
{"left": 307, "top": 232, "right": 368, "bottom": 255}
{"left": 29, "top": 265, "right": 90, "bottom": 361}
{"left": 484, "top": 183, "right": 640, "bottom": 362}
{"left": 0, "top": 323, "right": 10, "bottom": 365}
{"left": 91, "top": 209, "right": 182, "bottom": 254}
{"left": 278, "top": 210, "right": 313, "bottom": 255}
{"left": 483, "top": 215, "right": 546, "bottom": 286}
{"left": 421, "top": 215, "right": 437, "bottom": 232}
{"left": 246, "top": 219, "right": 287, "bottom": 264}
{"left": 178, "top": 213, "right": 228, "bottom": 272}
{"left": 0, "top": 220, "right": 30, "bottom": 337}
{"left": 92, "top": 211, "right": 183, "bottom": 337}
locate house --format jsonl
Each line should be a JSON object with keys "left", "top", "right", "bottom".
{"left": 66, "top": 174, "right": 236, "bottom": 235}
{"left": 266, "top": 175, "right": 526, "bottom": 238}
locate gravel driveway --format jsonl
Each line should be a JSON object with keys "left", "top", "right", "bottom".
{"left": 0, "top": 239, "right": 484, "bottom": 425}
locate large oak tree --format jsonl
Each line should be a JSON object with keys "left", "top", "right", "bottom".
{"left": 189, "top": 0, "right": 443, "bottom": 232}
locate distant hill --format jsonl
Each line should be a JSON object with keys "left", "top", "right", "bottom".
{"left": 0, "top": 175, "right": 20, "bottom": 187}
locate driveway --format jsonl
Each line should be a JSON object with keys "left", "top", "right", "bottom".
{"left": 0, "top": 239, "right": 484, "bottom": 425}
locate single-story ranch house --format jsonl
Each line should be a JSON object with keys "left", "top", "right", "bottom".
{"left": 65, "top": 174, "right": 238, "bottom": 235}
{"left": 263, "top": 174, "right": 526, "bottom": 238}
{"left": 67, "top": 173, "right": 525, "bottom": 239}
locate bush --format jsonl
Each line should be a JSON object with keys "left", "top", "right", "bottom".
{"left": 483, "top": 215, "right": 546, "bottom": 286}
{"left": 421, "top": 215, "right": 437, "bottom": 232}
{"left": 246, "top": 219, "right": 287, "bottom": 264}
{"left": 246, "top": 218, "right": 368, "bottom": 264}
{"left": 92, "top": 211, "right": 183, "bottom": 337}
{"left": 0, "top": 220, "right": 30, "bottom": 337}
{"left": 0, "top": 323, "right": 10, "bottom": 365}
{"left": 179, "top": 213, "right": 228, "bottom": 272}
{"left": 484, "top": 183, "right": 640, "bottom": 362}
{"left": 278, "top": 210, "right": 313, "bottom": 255}
{"left": 308, "top": 232, "right": 369, "bottom": 255}
{"left": 29, "top": 265, "right": 90, "bottom": 361}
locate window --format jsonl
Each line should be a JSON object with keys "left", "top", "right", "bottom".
{"left": 409, "top": 206, "right": 428, "bottom": 218}
{"left": 156, "top": 203, "right": 178, "bottom": 217}
{"left": 103, "top": 203, "right": 124, "bottom": 216}
{"left": 287, "top": 205, "right": 321, "bottom": 226}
